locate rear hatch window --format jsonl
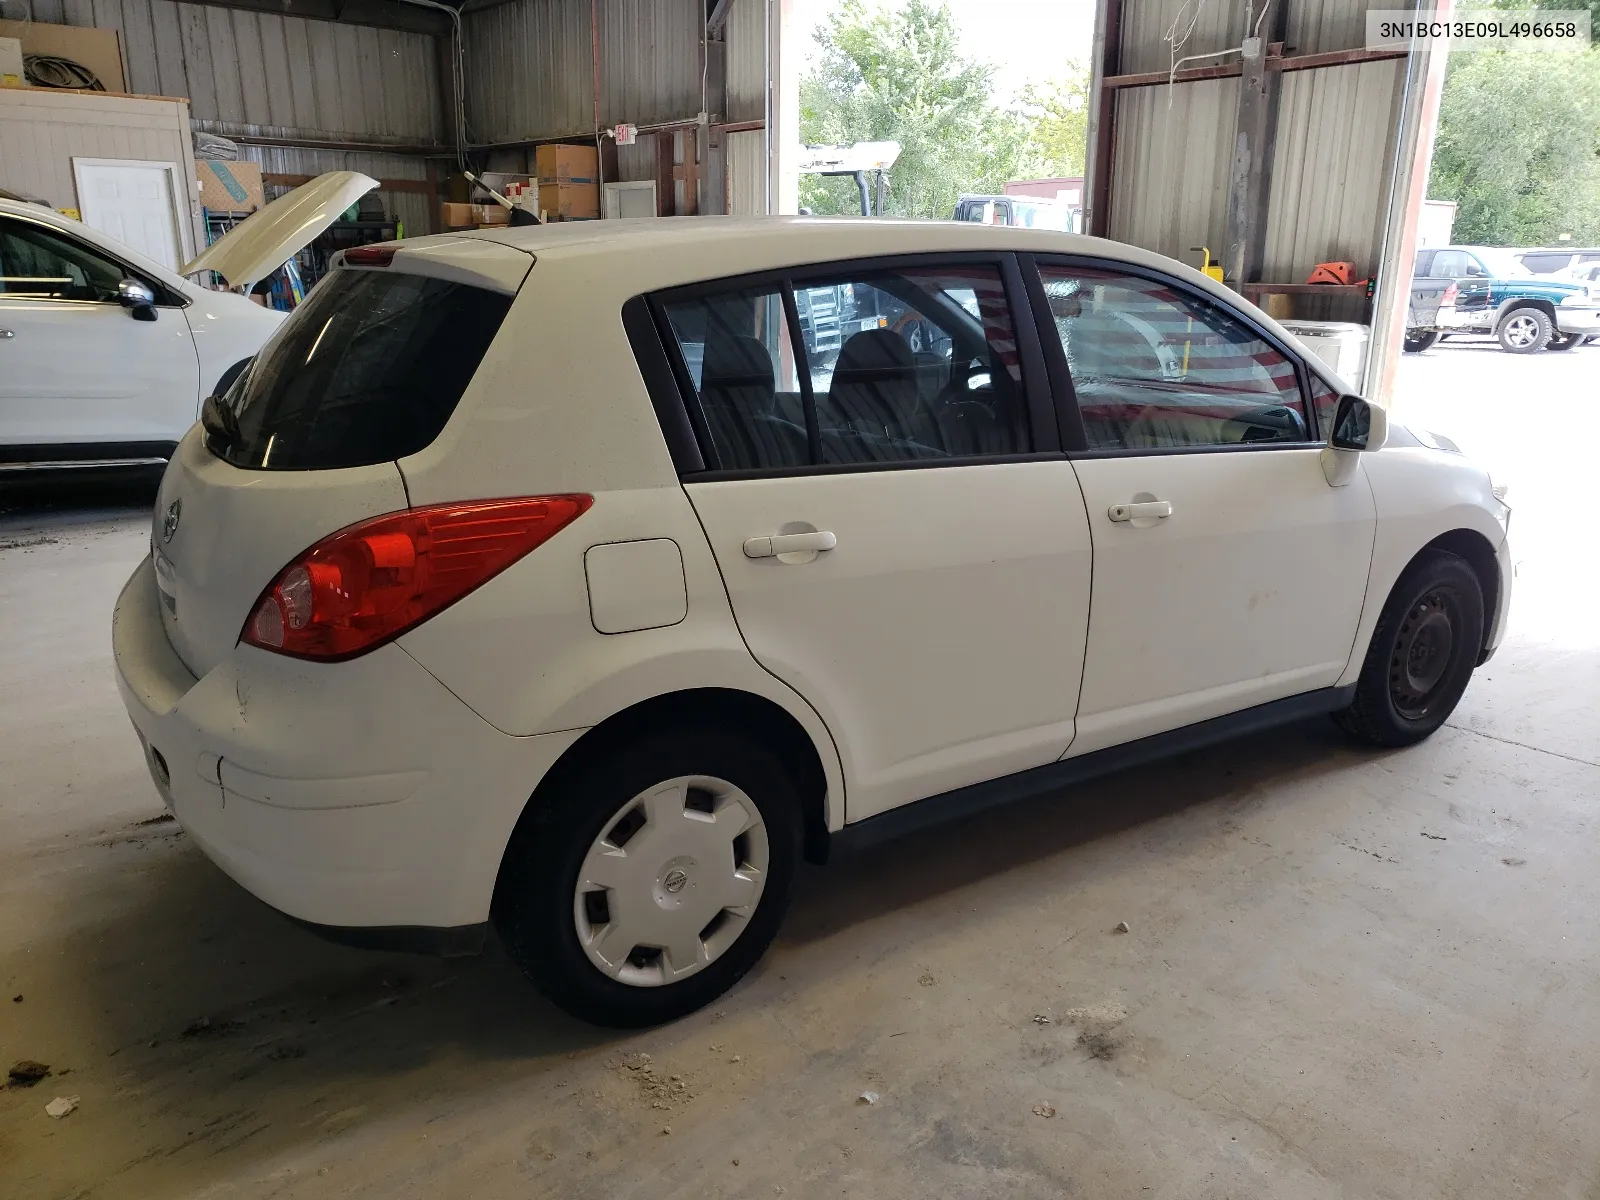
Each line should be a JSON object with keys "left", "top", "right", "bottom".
{"left": 214, "top": 268, "right": 513, "bottom": 470}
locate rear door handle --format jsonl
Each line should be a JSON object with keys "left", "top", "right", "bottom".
{"left": 743, "top": 530, "right": 838, "bottom": 559}
{"left": 0, "top": 329, "right": 14, "bottom": 339}
{"left": 1108, "top": 500, "right": 1173, "bottom": 522}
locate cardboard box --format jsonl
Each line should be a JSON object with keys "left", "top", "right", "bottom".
{"left": 535, "top": 143, "right": 598, "bottom": 184}
{"left": 538, "top": 182, "right": 599, "bottom": 221}
{"left": 0, "top": 37, "right": 24, "bottom": 88}
{"left": 198, "top": 159, "right": 264, "bottom": 213}
{"left": 441, "top": 201, "right": 510, "bottom": 228}
{"left": 0, "top": 20, "right": 126, "bottom": 93}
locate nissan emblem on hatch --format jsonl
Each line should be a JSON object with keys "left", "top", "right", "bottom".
{"left": 161, "top": 498, "right": 182, "bottom": 544}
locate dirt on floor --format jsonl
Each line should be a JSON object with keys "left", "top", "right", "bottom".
{"left": 2, "top": 345, "right": 1598, "bottom": 1199}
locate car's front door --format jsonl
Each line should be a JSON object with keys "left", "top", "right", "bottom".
{"left": 658, "top": 256, "right": 1093, "bottom": 822}
{"left": 1029, "top": 257, "right": 1377, "bottom": 757}
{"left": 0, "top": 214, "right": 197, "bottom": 460}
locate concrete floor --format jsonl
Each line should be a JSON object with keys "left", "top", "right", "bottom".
{"left": 2, "top": 340, "right": 1597, "bottom": 1199}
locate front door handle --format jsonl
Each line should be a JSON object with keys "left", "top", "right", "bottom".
{"left": 1108, "top": 500, "right": 1173, "bottom": 523}
{"left": 0, "top": 329, "right": 14, "bottom": 339}
{"left": 743, "top": 530, "right": 838, "bottom": 559}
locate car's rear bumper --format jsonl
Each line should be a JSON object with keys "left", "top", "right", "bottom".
{"left": 113, "top": 556, "right": 585, "bottom": 938}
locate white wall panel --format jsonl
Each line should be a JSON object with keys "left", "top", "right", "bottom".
{"left": 0, "top": 87, "right": 203, "bottom": 257}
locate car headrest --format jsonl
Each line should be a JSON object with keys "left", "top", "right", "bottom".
{"left": 834, "top": 328, "right": 914, "bottom": 382}
{"left": 702, "top": 332, "right": 775, "bottom": 389}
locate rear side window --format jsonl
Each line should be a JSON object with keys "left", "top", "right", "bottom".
{"left": 1519, "top": 252, "right": 1571, "bottom": 274}
{"left": 217, "top": 269, "right": 512, "bottom": 470}
{"left": 657, "top": 260, "right": 1031, "bottom": 471}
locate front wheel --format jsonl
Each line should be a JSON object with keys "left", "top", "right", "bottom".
{"left": 494, "top": 726, "right": 802, "bottom": 1027}
{"left": 1546, "top": 330, "right": 1582, "bottom": 352}
{"left": 1497, "top": 308, "right": 1553, "bottom": 353}
{"left": 1403, "top": 330, "right": 1440, "bottom": 353}
{"left": 1334, "top": 550, "right": 1484, "bottom": 747}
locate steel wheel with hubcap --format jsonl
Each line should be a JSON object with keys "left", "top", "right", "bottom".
{"left": 1387, "top": 589, "right": 1457, "bottom": 721}
{"left": 1497, "top": 308, "right": 1552, "bottom": 353}
{"left": 1335, "top": 549, "right": 1484, "bottom": 747}
{"left": 574, "top": 775, "right": 769, "bottom": 987}
{"left": 495, "top": 724, "right": 802, "bottom": 1027}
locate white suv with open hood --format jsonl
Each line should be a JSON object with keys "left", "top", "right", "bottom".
{"left": 1, "top": 172, "right": 376, "bottom": 471}
{"left": 114, "top": 218, "right": 1513, "bottom": 1027}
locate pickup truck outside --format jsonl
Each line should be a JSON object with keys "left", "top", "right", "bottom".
{"left": 1408, "top": 245, "right": 1600, "bottom": 353}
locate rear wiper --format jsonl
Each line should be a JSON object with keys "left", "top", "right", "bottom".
{"left": 200, "top": 393, "right": 243, "bottom": 454}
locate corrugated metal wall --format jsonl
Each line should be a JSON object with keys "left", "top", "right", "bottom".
{"left": 236, "top": 144, "right": 434, "bottom": 237}
{"left": 463, "top": 0, "right": 704, "bottom": 145}
{"left": 1120, "top": 0, "right": 1253, "bottom": 75}
{"left": 727, "top": 126, "right": 763, "bottom": 215}
{"left": 22, "top": 0, "right": 442, "bottom": 143}
{"left": 1102, "top": 0, "right": 1421, "bottom": 285}
{"left": 1264, "top": 59, "right": 1405, "bottom": 281}
{"left": 1118, "top": 0, "right": 1391, "bottom": 73}
{"left": 725, "top": 0, "right": 763, "bottom": 123}
{"left": 1108, "top": 77, "right": 1236, "bottom": 261}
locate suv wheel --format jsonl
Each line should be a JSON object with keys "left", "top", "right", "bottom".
{"left": 1546, "top": 330, "right": 1582, "bottom": 352}
{"left": 1402, "top": 330, "right": 1440, "bottom": 353}
{"left": 1497, "top": 308, "right": 1553, "bottom": 353}
{"left": 494, "top": 726, "right": 802, "bottom": 1027}
{"left": 1334, "top": 550, "right": 1484, "bottom": 748}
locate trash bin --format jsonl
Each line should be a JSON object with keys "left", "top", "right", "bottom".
{"left": 1278, "top": 321, "right": 1369, "bottom": 391}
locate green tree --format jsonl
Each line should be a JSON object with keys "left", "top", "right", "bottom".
{"left": 799, "top": 0, "right": 1034, "bottom": 217}
{"left": 1428, "top": 47, "right": 1600, "bottom": 244}
{"left": 1016, "top": 68, "right": 1091, "bottom": 178}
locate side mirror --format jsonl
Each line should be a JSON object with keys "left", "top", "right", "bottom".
{"left": 1330, "top": 394, "right": 1387, "bottom": 451}
{"left": 116, "top": 278, "right": 158, "bottom": 322}
{"left": 1322, "top": 394, "right": 1388, "bottom": 486}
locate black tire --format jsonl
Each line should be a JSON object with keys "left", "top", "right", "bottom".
{"left": 493, "top": 725, "right": 803, "bottom": 1027}
{"left": 1334, "top": 550, "right": 1484, "bottom": 748}
{"left": 1496, "top": 307, "right": 1553, "bottom": 353}
{"left": 1546, "top": 330, "right": 1582, "bottom": 352}
{"left": 1402, "top": 330, "right": 1440, "bottom": 353}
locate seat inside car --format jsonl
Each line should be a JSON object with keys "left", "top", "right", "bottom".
{"left": 698, "top": 330, "right": 809, "bottom": 468}
{"left": 821, "top": 328, "right": 939, "bottom": 461}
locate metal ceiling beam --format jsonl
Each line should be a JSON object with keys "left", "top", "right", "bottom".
{"left": 707, "top": 0, "right": 735, "bottom": 35}
{"left": 168, "top": 0, "right": 452, "bottom": 37}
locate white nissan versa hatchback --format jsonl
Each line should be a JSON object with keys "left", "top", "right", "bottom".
{"left": 114, "top": 218, "right": 1512, "bottom": 1027}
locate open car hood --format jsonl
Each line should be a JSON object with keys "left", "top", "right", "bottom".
{"left": 181, "top": 171, "right": 379, "bottom": 290}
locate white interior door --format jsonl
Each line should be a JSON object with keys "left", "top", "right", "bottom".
{"left": 73, "top": 159, "right": 182, "bottom": 270}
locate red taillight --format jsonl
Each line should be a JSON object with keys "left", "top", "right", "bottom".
{"left": 242, "top": 496, "right": 592, "bottom": 661}
{"left": 1442, "top": 281, "right": 1459, "bottom": 304}
{"left": 343, "top": 244, "right": 397, "bottom": 267}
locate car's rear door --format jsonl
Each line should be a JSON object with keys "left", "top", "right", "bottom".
{"left": 653, "top": 254, "right": 1093, "bottom": 823}
{"left": 1026, "top": 255, "right": 1376, "bottom": 757}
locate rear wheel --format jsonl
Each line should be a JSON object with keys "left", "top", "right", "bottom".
{"left": 1334, "top": 550, "right": 1484, "bottom": 747}
{"left": 1403, "top": 330, "right": 1440, "bottom": 353}
{"left": 1497, "top": 308, "right": 1553, "bottom": 353}
{"left": 1546, "top": 330, "right": 1582, "bottom": 352}
{"left": 494, "top": 726, "right": 802, "bottom": 1027}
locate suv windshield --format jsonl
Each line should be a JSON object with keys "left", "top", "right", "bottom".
{"left": 214, "top": 269, "right": 513, "bottom": 470}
